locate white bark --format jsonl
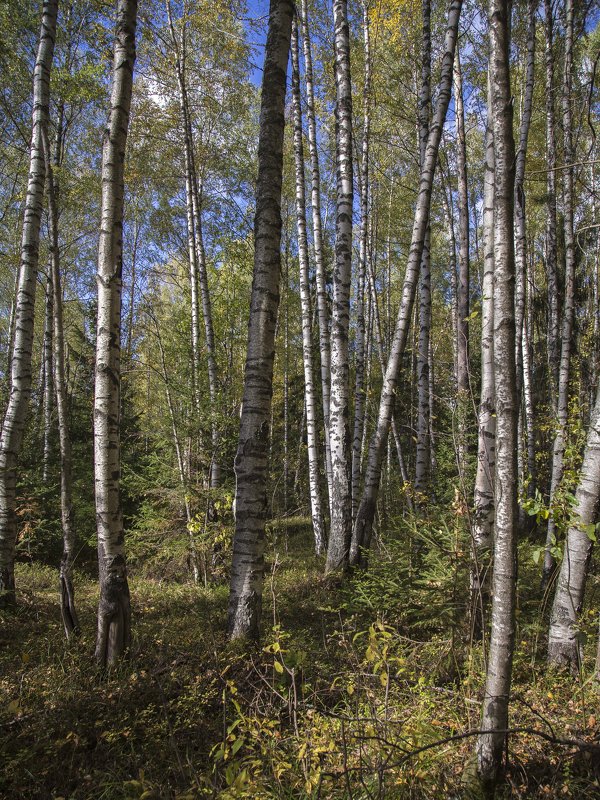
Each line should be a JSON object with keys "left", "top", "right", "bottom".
{"left": 543, "top": 0, "right": 575, "bottom": 586}
{"left": 94, "top": 0, "right": 137, "bottom": 666}
{"left": 548, "top": 384, "right": 600, "bottom": 670}
{"left": 352, "top": 0, "right": 462, "bottom": 561}
{"left": 291, "top": 21, "right": 326, "bottom": 555}
{"left": 326, "top": 0, "right": 354, "bottom": 573}
{"left": 299, "top": 0, "right": 332, "bottom": 511}
{"left": 228, "top": 0, "right": 293, "bottom": 640}
{"left": 477, "top": 0, "right": 518, "bottom": 784}
{"left": 0, "top": 0, "right": 58, "bottom": 607}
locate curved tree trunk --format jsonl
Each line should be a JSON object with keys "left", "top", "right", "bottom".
{"left": 0, "top": 0, "right": 58, "bottom": 607}
{"left": 548, "top": 384, "right": 600, "bottom": 670}
{"left": 94, "top": 0, "right": 137, "bottom": 666}
{"left": 291, "top": 19, "right": 326, "bottom": 555}
{"left": 325, "top": 0, "right": 354, "bottom": 574}
{"left": 352, "top": 0, "right": 462, "bottom": 562}
{"left": 227, "top": 0, "right": 293, "bottom": 640}
{"left": 476, "top": 0, "right": 518, "bottom": 785}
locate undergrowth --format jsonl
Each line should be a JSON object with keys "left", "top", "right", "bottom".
{"left": 1, "top": 514, "right": 599, "bottom": 799}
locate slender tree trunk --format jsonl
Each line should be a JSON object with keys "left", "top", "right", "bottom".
{"left": 415, "top": 0, "right": 432, "bottom": 500}
{"left": 476, "top": 0, "right": 518, "bottom": 785}
{"left": 299, "top": 0, "right": 332, "bottom": 511}
{"left": 548, "top": 383, "right": 600, "bottom": 670}
{"left": 351, "top": 1, "right": 371, "bottom": 522}
{"left": 227, "top": 0, "right": 293, "bottom": 640}
{"left": 454, "top": 45, "right": 470, "bottom": 484}
{"left": 0, "top": 0, "right": 58, "bottom": 607}
{"left": 42, "top": 271, "right": 54, "bottom": 484}
{"left": 43, "top": 126, "right": 79, "bottom": 637}
{"left": 94, "top": 0, "right": 137, "bottom": 666}
{"left": 544, "top": 0, "right": 559, "bottom": 397}
{"left": 150, "top": 312, "right": 199, "bottom": 583}
{"left": 471, "top": 74, "right": 495, "bottom": 640}
{"left": 352, "top": 0, "right": 462, "bottom": 562}
{"left": 326, "top": 0, "right": 354, "bottom": 573}
{"left": 514, "top": 0, "right": 536, "bottom": 505}
{"left": 543, "top": 0, "right": 575, "bottom": 587}
{"left": 291, "top": 20, "right": 326, "bottom": 555}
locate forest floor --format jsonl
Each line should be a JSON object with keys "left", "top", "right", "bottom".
{"left": 1, "top": 516, "right": 600, "bottom": 799}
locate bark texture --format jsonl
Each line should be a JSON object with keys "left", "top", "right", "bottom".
{"left": 476, "top": 0, "right": 518, "bottom": 785}
{"left": 548, "top": 385, "right": 600, "bottom": 670}
{"left": 352, "top": 0, "right": 462, "bottom": 562}
{"left": 228, "top": 0, "right": 293, "bottom": 640}
{"left": 326, "top": 0, "right": 354, "bottom": 573}
{"left": 94, "top": 0, "right": 137, "bottom": 666}
{"left": 291, "top": 20, "right": 326, "bottom": 555}
{"left": 0, "top": 0, "right": 58, "bottom": 607}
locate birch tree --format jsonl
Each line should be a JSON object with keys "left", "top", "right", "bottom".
{"left": 291, "top": 18, "right": 326, "bottom": 555}
{"left": 352, "top": 0, "right": 462, "bottom": 562}
{"left": 548, "top": 383, "right": 600, "bottom": 671}
{"left": 299, "top": 0, "right": 332, "bottom": 510}
{"left": 0, "top": 0, "right": 58, "bottom": 607}
{"left": 543, "top": 0, "right": 575, "bottom": 587}
{"left": 476, "top": 0, "right": 518, "bottom": 784}
{"left": 94, "top": 0, "right": 137, "bottom": 666}
{"left": 228, "top": 0, "right": 293, "bottom": 640}
{"left": 326, "top": 0, "right": 354, "bottom": 573}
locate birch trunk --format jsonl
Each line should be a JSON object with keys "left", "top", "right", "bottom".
{"left": 544, "top": 0, "right": 559, "bottom": 397}
{"left": 476, "top": 0, "right": 518, "bottom": 784}
{"left": 548, "top": 384, "right": 600, "bottom": 670}
{"left": 471, "top": 75, "right": 495, "bottom": 639}
{"left": 0, "top": 0, "right": 58, "bottom": 607}
{"left": 325, "top": 0, "right": 354, "bottom": 574}
{"left": 415, "top": 0, "right": 432, "bottom": 499}
{"left": 299, "top": 0, "right": 332, "bottom": 511}
{"left": 352, "top": 0, "right": 462, "bottom": 561}
{"left": 94, "top": 0, "right": 137, "bottom": 666}
{"left": 454, "top": 46, "right": 470, "bottom": 483}
{"left": 42, "top": 272, "right": 54, "bottom": 484}
{"left": 351, "top": 2, "right": 371, "bottom": 523}
{"left": 227, "top": 0, "right": 293, "bottom": 640}
{"left": 543, "top": 0, "right": 575, "bottom": 587}
{"left": 291, "top": 21, "right": 326, "bottom": 555}
{"left": 43, "top": 127, "right": 80, "bottom": 637}
{"left": 514, "top": 0, "right": 536, "bottom": 500}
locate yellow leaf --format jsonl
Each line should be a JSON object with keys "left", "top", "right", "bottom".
{"left": 274, "top": 660, "right": 284, "bottom": 674}
{"left": 8, "top": 699, "right": 20, "bottom": 714}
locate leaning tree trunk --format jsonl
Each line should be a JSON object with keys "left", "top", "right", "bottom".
{"left": 227, "top": 0, "right": 293, "bottom": 640}
{"left": 290, "top": 19, "right": 326, "bottom": 555}
{"left": 0, "top": 0, "right": 58, "bottom": 607}
{"left": 476, "top": 0, "right": 518, "bottom": 786}
{"left": 471, "top": 73, "right": 495, "bottom": 640}
{"left": 454, "top": 45, "right": 470, "bottom": 487}
{"left": 299, "top": 0, "right": 332, "bottom": 511}
{"left": 415, "top": 0, "right": 432, "bottom": 500}
{"left": 548, "top": 383, "right": 600, "bottom": 671}
{"left": 543, "top": 0, "right": 575, "bottom": 588}
{"left": 43, "top": 126, "right": 80, "bottom": 637}
{"left": 325, "top": 0, "right": 354, "bottom": 574}
{"left": 94, "top": 0, "right": 137, "bottom": 666}
{"left": 352, "top": 0, "right": 462, "bottom": 562}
